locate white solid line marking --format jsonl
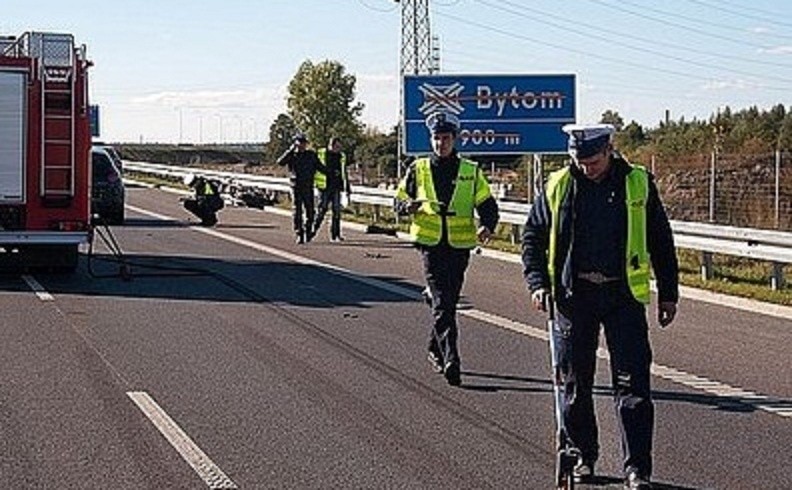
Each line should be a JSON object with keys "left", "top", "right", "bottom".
{"left": 22, "top": 275, "right": 54, "bottom": 301}
{"left": 127, "top": 204, "right": 792, "bottom": 420}
{"left": 127, "top": 391, "right": 238, "bottom": 489}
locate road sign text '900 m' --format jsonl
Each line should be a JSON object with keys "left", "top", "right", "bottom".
{"left": 404, "top": 74, "right": 575, "bottom": 155}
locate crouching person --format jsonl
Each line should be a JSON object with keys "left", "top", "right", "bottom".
{"left": 183, "top": 174, "right": 224, "bottom": 226}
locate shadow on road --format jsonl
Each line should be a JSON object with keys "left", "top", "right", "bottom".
{"left": 576, "top": 476, "right": 700, "bottom": 489}
{"left": 458, "top": 370, "right": 792, "bottom": 418}
{"left": 30, "top": 251, "right": 423, "bottom": 310}
{"left": 459, "top": 370, "right": 551, "bottom": 394}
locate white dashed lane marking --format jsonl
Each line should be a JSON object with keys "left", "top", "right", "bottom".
{"left": 128, "top": 391, "right": 238, "bottom": 489}
{"left": 22, "top": 275, "right": 54, "bottom": 301}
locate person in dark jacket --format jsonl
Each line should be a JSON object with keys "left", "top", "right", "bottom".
{"left": 395, "top": 110, "right": 500, "bottom": 386}
{"left": 313, "top": 137, "right": 350, "bottom": 241}
{"left": 277, "top": 133, "right": 324, "bottom": 244}
{"left": 521, "top": 123, "right": 679, "bottom": 490}
{"left": 182, "top": 174, "right": 224, "bottom": 226}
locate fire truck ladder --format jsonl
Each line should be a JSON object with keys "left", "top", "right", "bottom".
{"left": 37, "top": 33, "right": 77, "bottom": 204}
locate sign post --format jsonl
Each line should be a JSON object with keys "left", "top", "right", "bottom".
{"left": 404, "top": 74, "right": 575, "bottom": 155}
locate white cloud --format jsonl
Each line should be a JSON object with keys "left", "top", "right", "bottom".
{"left": 757, "top": 45, "right": 792, "bottom": 55}
{"left": 130, "top": 87, "right": 285, "bottom": 110}
{"left": 701, "top": 79, "right": 758, "bottom": 91}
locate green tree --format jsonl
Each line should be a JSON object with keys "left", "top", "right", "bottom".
{"left": 614, "top": 120, "right": 646, "bottom": 158}
{"left": 600, "top": 110, "right": 625, "bottom": 131}
{"left": 778, "top": 112, "right": 792, "bottom": 151}
{"left": 355, "top": 126, "right": 398, "bottom": 184}
{"left": 286, "top": 59, "right": 364, "bottom": 149}
{"left": 264, "top": 113, "right": 298, "bottom": 164}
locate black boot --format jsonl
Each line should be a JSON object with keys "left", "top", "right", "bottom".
{"left": 444, "top": 362, "right": 461, "bottom": 386}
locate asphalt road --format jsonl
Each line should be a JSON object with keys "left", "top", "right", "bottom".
{"left": 1, "top": 185, "right": 789, "bottom": 489}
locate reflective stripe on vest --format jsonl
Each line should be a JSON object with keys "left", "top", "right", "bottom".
{"left": 315, "top": 148, "right": 347, "bottom": 190}
{"left": 408, "top": 158, "right": 485, "bottom": 249}
{"left": 545, "top": 164, "right": 650, "bottom": 303}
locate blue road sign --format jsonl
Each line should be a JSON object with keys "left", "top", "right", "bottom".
{"left": 404, "top": 74, "right": 575, "bottom": 155}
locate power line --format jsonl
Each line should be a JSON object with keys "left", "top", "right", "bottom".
{"left": 684, "top": 0, "right": 792, "bottom": 30}
{"left": 469, "top": 0, "right": 792, "bottom": 85}
{"left": 440, "top": 46, "right": 780, "bottom": 109}
{"left": 434, "top": 10, "right": 792, "bottom": 92}
{"left": 585, "top": 0, "right": 777, "bottom": 51}
{"left": 476, "top": 0, "right": 792, "bottom": 71}
{"left": 618, "top": 0, "right": 792, "bottom": 41}
{"left": 355, "top": 0, "right": 397, "bottom": 13}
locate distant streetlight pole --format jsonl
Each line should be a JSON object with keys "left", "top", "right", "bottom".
{"left": 215, "top": 114, "right": 224, "bottom": 143}
{"left": 176, "top": 107, "right": 184, "bottom": 144}
{"left": 233, "top": 115, "right": 243, "bottom": 143}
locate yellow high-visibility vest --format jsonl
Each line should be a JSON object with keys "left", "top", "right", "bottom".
{"left": 396, "top": 158, "right": 492, "bottom": 249}
{"left": 545, "top": 164, "right": 650, "bottom": 303}
{"left": 314, "top": 148, "right": 347, "bottom": 190}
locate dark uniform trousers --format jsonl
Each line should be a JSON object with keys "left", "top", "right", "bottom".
{"left": 556, "top": 280, "right": 654, "bottom": 477}
{"left": 421, "top": 246, "right": 470, "bottom": 366}
{"left": 314, "top": 188, "right": 342, "bottom": 239}
{"left": 292, "top": 185, "right": 315, "bottom": 238}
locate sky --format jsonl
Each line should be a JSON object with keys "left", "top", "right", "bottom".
{"left": 3, "top": 0, "right": 791, "bottom": 144}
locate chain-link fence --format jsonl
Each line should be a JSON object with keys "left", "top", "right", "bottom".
{"left": 486, "top": 151, "right": 791, "bottom": 233}
{"left": 651, "top": 151, "right": 791, "bottom": 231}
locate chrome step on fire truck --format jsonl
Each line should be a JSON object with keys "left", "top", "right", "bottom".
{"left": 0, "top": 32, "right": 92, "bottom": 272}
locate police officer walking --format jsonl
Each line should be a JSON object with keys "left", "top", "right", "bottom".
{"left": 313, "top": 137, "right": 350, "bottom": 241}
{"left": 521, "top": 123, "right": 679, "bottom": 489}
{"left": 277, "top": 133, "right": 323, "bottom": 244}
{"left": 395, "top": 110, "right": 499, "bottom": 386}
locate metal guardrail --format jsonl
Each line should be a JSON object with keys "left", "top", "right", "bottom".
{"left": 124, "top": 161, "right": 792, "bottom": 289}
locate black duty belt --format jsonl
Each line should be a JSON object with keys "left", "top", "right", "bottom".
{"left": 577, "top": 271, "right": 620, "bottom": 284}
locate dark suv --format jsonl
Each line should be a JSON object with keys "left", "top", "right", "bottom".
{"left": 91, "top": 146, "right": 125, "bottom": 225}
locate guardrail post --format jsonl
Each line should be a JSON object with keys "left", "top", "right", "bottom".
{"left": 701, "top": 251, "right": 713, "bottom": 281}
{"left": 510, "top": 224, "right": 520, "bottom": 245}
{"left": 532, "top": 154, "right": 544, "bottom": 199}
{"left": 771, "top": 262, "right": 785, "bottom": 291}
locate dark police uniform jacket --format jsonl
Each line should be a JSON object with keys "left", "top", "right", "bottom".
{"left": 277, "top": 147, "right": 324, "bottom": 190}
{"left": 521, "top": 154, "right": 679, "bottom": 306}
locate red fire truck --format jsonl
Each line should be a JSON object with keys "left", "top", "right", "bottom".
{"left": 0, "top": 32, "right": 92, "bottom": 272}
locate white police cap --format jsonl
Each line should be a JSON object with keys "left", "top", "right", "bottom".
{"left": 562, "top": 123, "right": 615, "bottom": 158}
{"left": 425, "top": 110, "right": 460, "bottom": 134}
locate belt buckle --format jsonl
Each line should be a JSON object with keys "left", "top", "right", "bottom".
{"left": 589, "top": 271, "right": 607, "bottom": 284}
{"left": 580, "top": 271, "right": 611, "bottom": 284}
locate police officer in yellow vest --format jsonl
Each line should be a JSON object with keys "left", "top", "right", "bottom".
{"left": 521, "top": 123, "right": 678, "bottom": 490}
{"left": 396, "top": 110, "right": 499, "bottom": 386}
{"left": 313, "top": 137, "right": 350, "bottom": 241}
